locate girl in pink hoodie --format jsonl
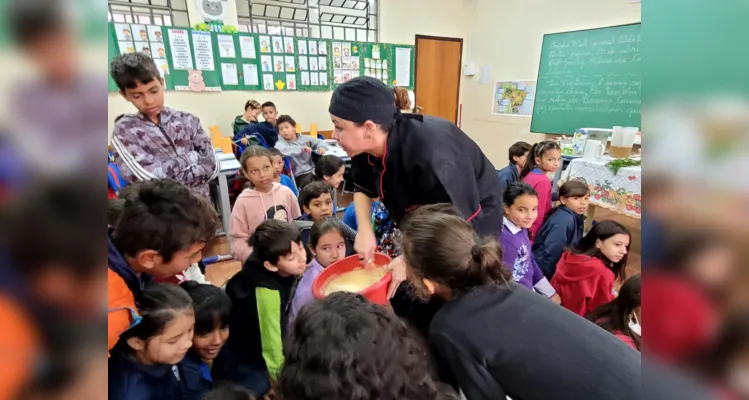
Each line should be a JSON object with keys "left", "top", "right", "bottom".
{"left": 520, "top": 141, "right": 561, "bottom": 239}
{"left": 230, "top": 146, "right": 301, "bottom": 261}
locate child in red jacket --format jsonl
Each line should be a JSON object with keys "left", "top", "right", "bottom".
{"left": 551, "top": 220, "right": 631, "bottom": 317}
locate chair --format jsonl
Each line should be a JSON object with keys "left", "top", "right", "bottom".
{"left": 310, "top": 123, "right": 324, "bottom": 140}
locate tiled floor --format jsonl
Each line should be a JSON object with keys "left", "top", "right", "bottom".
{"left": 204, "top": 191, "right": 642, "bottom": 287}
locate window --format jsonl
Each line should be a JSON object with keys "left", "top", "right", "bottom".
{"left": 236, "top": 0, "right": 378, "bottom": 42}
{"left": 107, "top": 0, "right": 190, "bottom": 27}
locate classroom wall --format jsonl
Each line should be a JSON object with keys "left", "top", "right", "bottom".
{"left": 107, "top": 0, "right": 639, "bottom": 168}
{"left": 459, "top": 0, "right": 641, "bottom": 165}
{"left": 107, "top": 0, "right": 470, "bottom": 140}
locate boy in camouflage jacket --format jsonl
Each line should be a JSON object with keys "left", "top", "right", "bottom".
{"left": 109, "top": 53, "right": 218, "bottom": 199}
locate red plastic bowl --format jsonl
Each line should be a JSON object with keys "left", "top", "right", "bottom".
{"left": 312, "top": 253, "right": 392, "bottom": 305}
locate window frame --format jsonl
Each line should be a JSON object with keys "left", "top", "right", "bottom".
{"left": 235, "top": 0, "right": 378, "bottom": 42}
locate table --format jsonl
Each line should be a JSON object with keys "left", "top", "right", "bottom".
{"left": 215, "top": 150, "right": 241, "bottom": 235}
{"left": 322, "top": 140, "right": 350, "bottom": 162}
{"left": 560, "top": 156, "right": 641, "bottom": 228}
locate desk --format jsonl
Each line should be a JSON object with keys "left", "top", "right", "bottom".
{"left": 215, "top": 151, "right": 241, "bottom": 234}
{"left": 560, "top": 157, "right": 641, "bottom": 228}
{"left": 322, "top": 140, "right": 350, "bottom": 162}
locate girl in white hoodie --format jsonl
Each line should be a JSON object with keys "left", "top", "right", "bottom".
{"left": 230, "top": 146, "right": 301, "bottom": 261}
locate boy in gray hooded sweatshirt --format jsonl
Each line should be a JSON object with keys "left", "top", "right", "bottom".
{"left": 274, "top": 115, "right": 328, "bottom": 190}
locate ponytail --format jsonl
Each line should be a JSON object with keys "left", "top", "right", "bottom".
{"left": 519, "top": 140, "right": 561, "bottom": 179}
{"left": 393, "top": 87, "right": 411, "bottom": 111}
{"left": 469, "top": 238, "right": 513, "bottom": 288}
{"left": 401, "top": 212, "right": 513, "bottom": 299}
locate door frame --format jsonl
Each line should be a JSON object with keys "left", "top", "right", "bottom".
{"left": 413, "top": 34, "right": 464, "bottom": 123}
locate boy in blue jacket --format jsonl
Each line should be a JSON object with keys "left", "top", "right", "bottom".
{"left": 532, "top": 180, "right": 590, "bottom": 279}
{"left": 235, "top": 101, "right": 280, "bottom": 147}
{"left": 496, "top": 141, "right": 531, "bottom": 197}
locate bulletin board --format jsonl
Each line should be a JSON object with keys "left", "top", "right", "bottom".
{"left": 111, "top": 23, "right": 174, "bottom": 90}
{"left": 331, "top": 41, "right": 414, "bottom": 90}
{"left": 330, "top": 41, "right": 362, "bottom": 88}
{"left": 108, "top": 22, "right": 413, "bottom": 92}
{"left": 295, "top": 38, "right": 332, "bottom": 91}
{"left": 214, "top": 33, "right": 263, "bottom": 91}
{"left": 165, "top": 28, "right": 222, "bottom": 91}
{"left": 256, "top": 34, "right": 301, "bottom": 91}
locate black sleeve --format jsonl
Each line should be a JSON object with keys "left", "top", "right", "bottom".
{"left": 430, "top": 332, "right": 507, "bottom": 400}
{"left": 350, "top": 154, "right": 378, "bottom": 198}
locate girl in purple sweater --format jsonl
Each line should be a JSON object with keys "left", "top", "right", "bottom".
{"left": 288, "top": 218, "right": 347, "bottom": 329}
{"left": 520, "top": 141, "right": 562, "bottom": 239}
{"left": 500, "top": 182, "right": 561, "bottom": 304}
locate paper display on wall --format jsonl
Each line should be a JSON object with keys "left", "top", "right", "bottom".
{"left": 491, "top": 80, "right": 536, "bottom": 116}
{"left": 260, "top": 55, "right": 272, "bottom": 72}
{"left": 243, "top": 64, "right": 259, "bottom": 86}
{"left": 131, "top": 25, "right": 147, "bottom": 42}
{"left": 259, "top": 36, "right": 271, "bottom": 53}
{"left": 154, "top": 58, "right": 170, "bottom": 76}
{"left": 191, "top": 31, "right": 215, "bottom": 71}
{"left": 114, "top": 23, "right": 133, "bottom": 41}
{"left": 217, "top": 34, "right": 236, "bottom": 58}
{"left": 118, "top": 41, "right": 135, "bottom": 54}
{"left": 273, "top": 56, "right": 285, "bottom": 72}
{"left": 395, "top": 47, "right": 412, "bottom": 87}
{"left": 221, "top": 63, "right": 238, "bottom": 85}
{"left": 263, "top": 74, "right": 274, "bottom": 90}
{"left": 239, "top": 36, "right": 256, "bottom": 59}
{"left": 285, "top": 56, "right": 296, "bottom": 72}
{"left": 286, "top": 74, "right": 296, "bottom": 90}
{"left": 147, "top": 25, "right": 163, "bottom": 42}
{"left": 168, "top": 29, "right": 194, "bottom": 70}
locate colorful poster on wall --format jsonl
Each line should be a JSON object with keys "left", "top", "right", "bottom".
{"left": 491, "top": 80, "right": 536, "bottom": 116}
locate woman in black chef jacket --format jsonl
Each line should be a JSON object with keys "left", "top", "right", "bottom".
{"left": 329, "top": 77, "right": 504, "bottom": 333}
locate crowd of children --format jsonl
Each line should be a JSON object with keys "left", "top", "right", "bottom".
{"left": 107, "top": 52, "right": 644, "bottom": 399}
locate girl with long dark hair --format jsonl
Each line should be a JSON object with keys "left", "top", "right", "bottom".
{"left": 552, "top": 220, "right": 631, "bottom": 317}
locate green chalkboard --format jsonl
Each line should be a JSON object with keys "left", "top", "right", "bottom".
{"left": 531, "top": 23, "right": 642, "bottom": 135}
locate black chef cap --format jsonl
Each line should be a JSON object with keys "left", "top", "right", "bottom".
{"left": 328, "top": 76, "right": 398, "bottom": 126}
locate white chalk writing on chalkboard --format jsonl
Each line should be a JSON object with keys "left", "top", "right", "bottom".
{"left": 535, "top": 32, "right": 641, "bottom": 120}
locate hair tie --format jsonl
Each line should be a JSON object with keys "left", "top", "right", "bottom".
{"left": 471, "top": 243, "right": 482, "bottom": 261}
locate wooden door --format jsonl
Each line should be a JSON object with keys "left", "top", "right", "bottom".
{"left": 414, "top": 35, "right": 463, "bottom": 123}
